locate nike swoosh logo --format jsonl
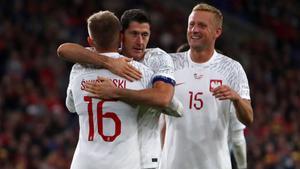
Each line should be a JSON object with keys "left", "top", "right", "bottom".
{"left": 175, "top": 82, "right": 185, "bottom": 86}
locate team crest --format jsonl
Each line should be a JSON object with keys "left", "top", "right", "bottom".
{"left": 209, "top": 79, "right": 222, "bottom": 91}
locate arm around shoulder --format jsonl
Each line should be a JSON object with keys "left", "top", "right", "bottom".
{"left": 57, "top": 42, "right": 113, "bottom": 68}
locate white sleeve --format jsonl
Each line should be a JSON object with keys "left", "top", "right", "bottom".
{"left": 129, "top": 61, "right": 153, "bottom": 88}
{"left": 144, "top": 48, "right": 175, "bottom": 84}
{"left": 229, "top": 62, "right": 250, "bottom": 127}
{"left": 230, "top": 129, "right": 247, "bottom": 169}
{"left": 66, "top": 87, "right": 76, "bottom": 113}
{"left": 65, "top": 66, "right": 76, "bottom": 113}
{"left": 232, "top": 62, "right": 250, "bottom": 100}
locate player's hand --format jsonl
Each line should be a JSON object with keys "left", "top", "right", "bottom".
{"left": 212, "top": 85, "right": 241, "bottom": 101}
{"left": 83, "top": 77, "right": 116, "bottom": 99}
{"left": 108, "top": 57, "right": 142, "bottom": 82}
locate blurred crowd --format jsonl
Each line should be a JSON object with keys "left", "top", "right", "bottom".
{"left": 0, "top": 0, "right": 299, "bottom": 169}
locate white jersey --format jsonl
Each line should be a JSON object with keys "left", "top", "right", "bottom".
{"left": 138, "top": 48, "right": 175, "bottom": 168}
{"left": 160, "top": 50, "right": 249, "bottom": 169}
{"left": 66, "top": 52, "right": 153, "bottom": 169}
{"left": 143, "top": 48, "right": 175, "bottom": 81}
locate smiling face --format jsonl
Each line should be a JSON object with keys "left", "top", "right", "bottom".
{"left": 121, "top": 21, "right": 150, "bottom": 61}
{"left": 187, "top": 10, "right": 222, "bottom": 52}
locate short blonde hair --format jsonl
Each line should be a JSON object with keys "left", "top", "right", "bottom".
{"left": 87, "top": 10, "right": 121, "bottom": 49}
{"left": 192, "top": 3, "right": 223, "bottom": 28}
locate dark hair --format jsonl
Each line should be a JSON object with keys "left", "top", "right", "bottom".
{"left": 120, "top": 9, "right": 151, "bottom": 32}
{"left": 87, "top": 11, "right": 121, "bottom": 49}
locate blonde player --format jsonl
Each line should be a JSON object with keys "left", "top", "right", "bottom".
{"left": 159, "top": 3, "right": 253, "bottom": 169}
{"left": 176, "top": 43, "right": 248, "bottom": 169}
{"left": 64, "top": 11, "right": 154, "bottom": 169}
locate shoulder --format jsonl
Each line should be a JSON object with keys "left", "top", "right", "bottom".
{"left": 130, "top": 60, "right": 153, "bottom": 88}
{"left": 130, "top": 60, "right": 153, "bottom": 73}
{"left": 213, "top": 53, "right": 248, "bottom": 84}
{"left": 145, "top": 47, "right": 168, "bottom": 55}
{"left": 70, "top": 63, "right": 83, "bottom": 75}
{"left": 169, "top": 51, "right": 189, "bottom": 70}
{"left": 170, "top": 52, "right": 187, "bottom": 60}
{"left": 143, "top": 48, "right": 174, "bottom": 72}
{"left": 144, "top": 48, "right": 172, "bottom": 61}
{"left": 213, "top": 53, "right": 244, "bottom": 73}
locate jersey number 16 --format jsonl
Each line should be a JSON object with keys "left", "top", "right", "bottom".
{"left": 84, "top": 96, "right": 121, "bottom": 142}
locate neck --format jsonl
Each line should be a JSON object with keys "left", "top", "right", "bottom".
{"left": 95, "top": 46, "right": 118, "bottom": 54}
{"left": 120, "top": 50, "right": 136, "bottom": 60}
{"left": 190, "top": 47, "right": 214, "bottom": 63}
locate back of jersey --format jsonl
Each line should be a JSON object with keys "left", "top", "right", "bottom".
{"left": 66, "top": 53, "right": 153, "bottom": 169}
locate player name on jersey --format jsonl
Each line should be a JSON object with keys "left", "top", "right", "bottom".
{"left": 80, "top": 78, "right": 127, "bottom": 90}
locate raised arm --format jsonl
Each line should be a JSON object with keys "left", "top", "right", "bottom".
{"left": 57, "top": 43, "right": 142, "bottom": 81}
{"left": 57, "top": 43, "right": 112, "bottom": 67}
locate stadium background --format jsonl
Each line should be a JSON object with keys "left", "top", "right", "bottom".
{"left": 0, "top": 0, "right": 299, "bottom": 168}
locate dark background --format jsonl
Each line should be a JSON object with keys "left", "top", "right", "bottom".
{"left": 0, "top": 0, "right": 299, "bottom": 168}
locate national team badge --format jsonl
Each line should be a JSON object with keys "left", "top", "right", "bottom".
{"left": 210, "top": 79, "right": 222, "bottom": 91}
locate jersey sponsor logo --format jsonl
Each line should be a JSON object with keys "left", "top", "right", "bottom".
{"left": 194, "top": 73, "right": 203, "bottom": 79}
{"left": 209, "top": 79, "right": 222, "bottom": 91}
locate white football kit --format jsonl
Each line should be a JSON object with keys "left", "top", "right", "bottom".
{"left": 66, "top": 52, "right": 153, "bottom": 169}
{"left": 159, "top": 50, "right": 249, "bottom": 169}
{"left": 138, "top": 48, "right": 176, "bottom": 169}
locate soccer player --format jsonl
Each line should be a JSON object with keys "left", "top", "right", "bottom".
{"left": 58, "top": 9, "right": 182, "bottom": 169}
{"left": 176, "top": 42, "right": 248, "bottom": 169}
{"left": 65, "top": 10, "right": 153, "bottom": 169}
{"left": 159, "top": 3, "right": 253, "bottom": 169}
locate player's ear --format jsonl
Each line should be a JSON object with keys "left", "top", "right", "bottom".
{"left": 87, "top": 36, "right": 94, "bottom": 47}
{"left": 215, "top": 27, "right": 222, "bottom": 39}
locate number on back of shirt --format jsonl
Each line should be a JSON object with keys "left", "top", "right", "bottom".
{"left": 84, "top": 96, "right": 121, "bottom": 142}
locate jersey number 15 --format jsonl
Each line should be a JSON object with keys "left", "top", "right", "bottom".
{"left": 189, "top": 91, "right": 203, "bottom": 110}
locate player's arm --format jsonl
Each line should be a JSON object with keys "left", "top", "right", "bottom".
{"left": 212, "top": 86, "right": 253, "bottom": 126}
{"left": 230, "top": 129, "right": 247, "bottom": 169}
{"left": 212, "top": 62, "right": 253, "bottom": 126}
{"left": 57, "top": 43, "right": 142, "bottom": 81}
{"left": 233, "top": 99, "right": 253, "bottom": 127}
{"left": 115, "top": 80, "right": 174, "bottom": 108}
{"left": 85, "top": 77, "right": 174, "bottom": 108}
